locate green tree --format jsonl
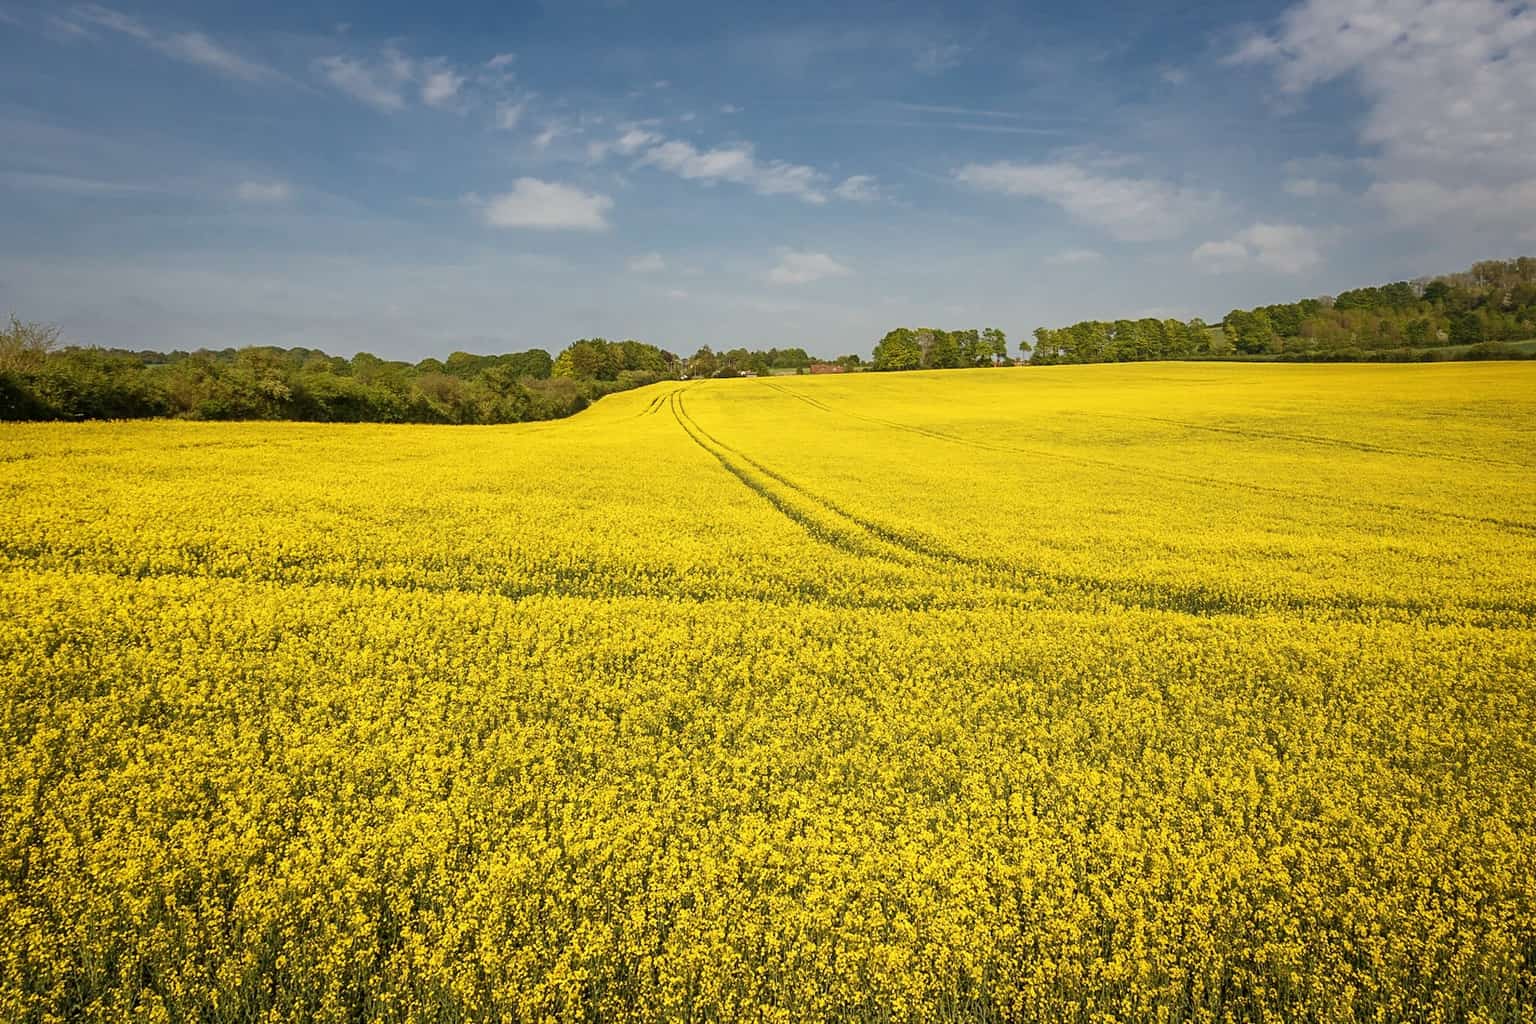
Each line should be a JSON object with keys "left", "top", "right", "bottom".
{"left": 872, "top": 329, "right": 921, "bottom": 371}
{"left": 0, "top": 315, "right": 61, "bottom": 375}
{"left": 981, "top": 328, "right": 1007, "bottom": 365}
{"left": 1448, "top": 311, "right": 1484, "bottom": 345}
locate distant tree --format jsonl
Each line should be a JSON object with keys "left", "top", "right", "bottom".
{"left": 954, "top": 329, "right": 990, "bottom": 367}
{"left": 981, "top": 328, "right": 1007, "bottom": 365}
{"left": 1448, "top": 311, "right": 1484, "bottom": 345}
{"left": 0, "top": 316, "right": 60, "bottom": 375}
{"left": 872, "top": 329, "right": 921, "bottom": 371}
{"left": 925, "top": 329, "right": 961, "bottom": 369}
{"left": 687, "top": 346, "right": 718, "bottom": 378}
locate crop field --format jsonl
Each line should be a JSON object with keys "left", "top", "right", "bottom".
{"left": 2, "top": 362, "right": 1535, "bottom": 1023}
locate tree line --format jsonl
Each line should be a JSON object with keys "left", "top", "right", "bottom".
{"left": 1028, "top": 257, "right": 1536, "bottom": 366}
{"left": 871, "top": 328, "right": 1012, "bottom": 371}
{"left": 0, "top": 324, "right": 678, "bottom": 423}
{"left": 681, "top": 346, "right": 863, "bottom": 377}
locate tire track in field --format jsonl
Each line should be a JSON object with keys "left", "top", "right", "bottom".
{"left": 678, "top": 392, "right": 1407, "bottom": 620}
{"left": 676, "top": 394, "right": 973, "bottom": 570}
{"left": 637, "top": 386, "right": 680, "bottom": 417}
{"left": 1109, "top": 413, "right": 1529, "bottom": 470}
{"left": 754, "top": 379, "right": 1536, "bottom": 539}
{"left": 668, "top": 392, "right": 927, "bottom": 567}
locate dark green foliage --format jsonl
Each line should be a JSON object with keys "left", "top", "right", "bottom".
{"left": 1029, "top": 318, "right": 1210, "bottom": 365}
{"left": 871, "top": 327, "right": 1010, "bottom": 371}
{"left": 872, "top": 328, "right": 922, "bottom": 371}
{"left": 0, "top": 334, "right": 679, "bottom": 423}
{"left": 1024, "top": 257, "right": 1536, "bottom": 366}
{"left": 681, "top": 346, "right": 813, "bottom": 378}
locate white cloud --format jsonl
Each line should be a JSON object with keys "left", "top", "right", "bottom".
{"left": 628, "top": 252, "right": 666, "bottom": 273}
{"left": 66, "top": 5, "right": 278, "bottom": 82}
{"left": 1160, "top": 67, "right": 1188, "bottom": 85}
{"left": 666, "top": 288, "right": 689, "bottom": 300}
{"left": 1231, "top": 0, "right": 1536, "bottom": 232}
{"left": 487, "top": 53, "right": 515, "bottom": 70}
{"left": 640, "top": 139, "right": 830, "bottom": 204}
{"left": 316, "top": 53, "right": 410, "bottom": 111}
{"left": 1192, "top": 223, "right": 1324, "bottom": 274}
{"left": 317, "top": 48, "right": 471, "bottom": 113}
{"left": 720, "top": 104, "right": 742, "bottom": 114}
{"left": 588, "top": 127, "right": 661, "bottom": 162}
{"left": 1047, "top": 248, "right": 1105, "bottom": 265}
{"left": 1364, "top": 179, "right": 1536, "bottom": 233}
{"left": 954, "top": 160, "right": 1218, "bottom": 241}
{"left": 533, "top": 121, "right": 568, "bottom": 150}
{"left": 480, "top": 178, "right": 613, "bottom": 231}
{"left": 589, "top": 127, "right": 869, "bottom": 206}
{"left": 767, "top": 250, "right": 851, "bottom": 285}
{"left": 1282, "top": 177, "right": 1340, "bottom": 198}
{"left": 420, "top": 64, "right": 465, "bottom": 108}
{"left": 914, "top": 41, "right": 965, "bottom": 74}
{"left": 1191, "top": 239, "right": 1251, "bottom": 274}
{"left": 236, "top": 181, "right": 291, "bottom": 203}
{"left": 833, "top": 175, "right": 881, "bottom": 202}
{"left": 0, "top": 171, "right": 161, "bottom": 195}
{"left": 496, "top": 99, "right": 528, "bottom": 130}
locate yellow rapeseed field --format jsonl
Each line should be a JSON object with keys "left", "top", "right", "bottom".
{"left": 2, "top": 362, "right": 1534, "bottom": 1023}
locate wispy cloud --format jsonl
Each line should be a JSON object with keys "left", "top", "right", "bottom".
{"left": 1192, "top": 223, "right": 1324, "bottom": 274}
{"left": 316, "top": 52, "right": 412, "bottom": 111}
{"left": 1282, "top": 177, "right": 1341, "bottom": 198}
{"left": 532, "top": 121, "right": 569, "bottom": 150}
{"left": 420, "top": 63, "right": 465, "bottom": 108}
{"left": 628, "top": 252, "right": 666, "bottom": 273}
{"left": 893, "top": 103, "right": 1021, "bottom": 119}
{"left": 235, "top": 181, "right": 292, "bottom": 203}
{"left": 640, "top": 139, "right": 830, "bottom": 203}
{"left": 317, "top": 48, "right": 476, "bottom": 112}
{"left": 63, "top": 5, "right": 280, "bottom": 83}
{"left": 587, "top": 127, "right": 661, "bottom": 163}
{"left": 1231, "top": 0, "right": 1536, "bottom": 232}
{"left": 0, "top": 171, "right": 163, "bottom": 195}
{"left": 955, "top": 160, "right": 1219, "bottom": 241}
{"left": 914, "top": 41, "right": 966, "bottom": 74}
{"left": 588, "top": 128, "right": 877, "bottom": 206}
{"left": 1190, "top": 239, "right": 1250, "bottom": 274}
{"left": 833, "top": 175, "right": 881, "bottom": 202}
{"left": 496, "top": 99, "right": 529, "bottom": 130}
{"left": 1046, "top": 248, "right": 1105, "bottom": 265}
{"left": 767, "top": 250, "right": 852, "bottom": 285}
{"left": 477, "top": 178, "right": 613, "bottom": 231}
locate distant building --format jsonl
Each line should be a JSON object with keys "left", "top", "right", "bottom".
{"left": 808, "top": 362, "right": 846, "bottom": 374}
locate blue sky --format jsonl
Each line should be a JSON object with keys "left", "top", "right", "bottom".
{"left": 2, "top": 0, "right": 1533, "bottom": 359}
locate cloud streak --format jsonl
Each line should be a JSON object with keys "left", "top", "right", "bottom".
{"left": 955, "top": 160, "right": 1218, "bottom": 241}
{"left": 767, "top": 250, "right": 851, "bottom": 285}
{"left": 64, "top": 5, "right": 280, "bottom": 83}
{"left": 590, "top": 130, "right": 878, "bottom": 206}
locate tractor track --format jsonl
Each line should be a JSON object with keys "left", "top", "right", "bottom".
{"left": 1112, "top": 413, "right": 1530, "bottom": 470}
{"left": 673, "top": 389, "right": 1536, "bottom": 621}
{"left": 753, "top": 379, "right": 1536, "bottom": 539}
